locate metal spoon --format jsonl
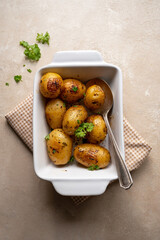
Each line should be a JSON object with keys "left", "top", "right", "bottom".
{"left": 86, "top": 78, "right": 133, "bottom": 189}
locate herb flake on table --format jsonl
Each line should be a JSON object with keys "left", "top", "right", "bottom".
{"left": 36, "top": 32, "right": 50, "bottom": 45}
{"left": 20, "top": 41, "right": 41, "bottom": 61}
{"left": 88, "top": 165, "right": 100, "bottom": 171}
{"left": 14, "top": 75, "right": 22, "bottom": 83}
{"left": 27, "top": 69, "right": 32, "bottom": 73}
{"left": 5, "top": 82, "right": 9, "bottom": 86}
{"left": 75, "top": 122, "right": 94, "bottom": 138}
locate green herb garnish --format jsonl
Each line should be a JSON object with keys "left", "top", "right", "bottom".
{"left": 45, "top": 134, "right": 50, "bottom": 140}
{"left": 5, "top": 82, "right": 9, "bottom": 86}
{"left": 88, "top": 165, "right": 100, "bottom": 171}
{"left": 52, "top": 149, "right": 56, "bottom": 154}
{"left": 75, "top": 122, "right": 94, "bottom": 138}
{"left": 83, "top": 93, "right": 86, "bottom": 97}
{"left": 27, "top": 69, "right": 32, "bottom": 73}
{"left": 14, "top": 75, "right": 22, "bottom": 83}
{"left": 73, "top": 105, "right": 77, "bottom": 107}
{"left": 36, "top": 32, "right": 50, "bottom": 45}
{"left": 63, "top": 103, "right": 66, "bottom": 107}
{"left": 68, "top": 156, "right": 74, "bottom": 163}
{"left": 72, "top": 86, "right": 78, "bottom": 92}
{"left": 77, "top": 120, "right": 80, "bottom": 124}
{"left": 23, "top": 64, "right": 25, "bottom": 67}
{"left": 20, "top": 41, "right": 41, "bottom": 61}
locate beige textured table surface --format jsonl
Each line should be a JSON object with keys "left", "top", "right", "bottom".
{"left": 0, "top": 1, "right": 160, "bottom": 239}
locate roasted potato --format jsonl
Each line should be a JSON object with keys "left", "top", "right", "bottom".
{"left": 46, "top": 129, "right": 73, "bottom": 165}
{"left": 45, "top": 99, "right": 66, "bottom": 129}
{"left": 74, "top": 144, "right": 110, "bottom": 168}
{"left": 84, "top": 85, "right": 105, "bottom": 110}
{"left": 60, "top": 79, "right": 86, "bottom": 103}
{"left": 86, "top": 115, "right": 107, "bottom": 143}
{"left": 39, "top": 72, "right": 63, "bottom": 98}
{"left": 62, "top": 105, "right": 88, "bottom": 135}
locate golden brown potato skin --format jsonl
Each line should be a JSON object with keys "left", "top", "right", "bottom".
{"left": 46, "top": 129, "right": 73, "bottom": 165}
{"left": 74, "top": 144, "right": 110, "bottom": 168}
{"left": 62, "top": 105, "right": 88, "bottom": 135}
{"left": 86, "top": 115, "right": 107, "bottom": 143}
{"left": 45, "top": 99, "right": 66, "bottom": 129}
{"left": 39, "top": 72, "right": 63, "bottom": 98}
{"left": 60, "top": 79, "right": 86, "bottom": 103}
{"left": 84, "top": 85, "right": 105, "bottom": 110}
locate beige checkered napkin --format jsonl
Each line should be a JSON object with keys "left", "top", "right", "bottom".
{"left": 5, "top": 94, "right": 152, "bottom": 205}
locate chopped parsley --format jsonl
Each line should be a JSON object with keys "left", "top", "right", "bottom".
{"left": 14, "top": 75, "right": 22, "bottom": 83}
{"left": 45, "top": 134, "right": 50, "bottom": 140}
{"left": 20, "top": 41, "right": 41, "bottom": 61}
{"left": 5, "top": 82, "right": 9, "bottom": 86}
{"left": 23, "top": 64, "right": 25, "bottom": 67}
{"left": 83, "top": 93, "right": 86, "bottom": 97}
{"left": 27, "top": 69, "right": 32, "bottom": 73}
{"left": 52, "top": 149, "right": 56, "bottom": 154}
{"left": 63, "top": 103, "right": 66, "bottom": 107}
{"left": 77, "top": 120, "right": 80, "bottom": 124}
{"left": 68, "top": 156, "right": 74, "bottom": 163}
{"left": 75, "top": 122, "right": 94, "bottom": 138}
{"left": 72, "top": 86, "right": 78, "bottom": 92}
{"left": 36, "top": 32, "right": 50, "bottom": 45}
{"left": 88, "top": 165, "right": 100, "bottom": 171}
{"left": 73, "top": 105, "right": 77, "bottom": 107}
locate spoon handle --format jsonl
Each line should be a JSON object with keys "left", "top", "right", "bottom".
{"left": 104, "top": 116, "right": 133, "bottom": 189}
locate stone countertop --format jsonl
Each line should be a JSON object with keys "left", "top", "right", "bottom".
{"left": 0, "top": 1, "right": 159, "bottom": 239}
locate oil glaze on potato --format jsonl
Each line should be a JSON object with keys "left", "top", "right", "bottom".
{"left": 46, "top": 129, "right": 73, "bottom": 165}
{"left": 62, "top": 105, "right": 88, "bottom": 135}
{"left": 39, "top": 72, "right": 63, "bottom": 98}
{"left": 45, "top": 99, "right": 66, "bottom": 129}
{"left": 86, "top": 115, "right": 107, "bottom": 143}
{"left": 60, "top": 79, "right": 86, "bottom": 103}
{"left": 74, "top": 144, "right": 110, "bottom": 168}
{"left": 84, "top": 85, "right": 105, "bottom": 110}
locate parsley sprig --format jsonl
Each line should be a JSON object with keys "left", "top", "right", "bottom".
{"left": 20, "top": 41, "right": 41, "bottom": 61}
{"left": 14, "top": 75, "right": 22, "bottom": 83}
{"left": 68, "top": 156, "right": 74, "bottom": 163}
{"left": 27, "top": 69, "right": 32, "bottom": 73}
{"left": 88, "top": 165, "right": 100, "bottom": 171}
{"left": 72, "top": 86, "right": 78, "bottom": 92}
{"left": 75, "top": 122, "right": 94, "bottom": 138}
{"left": 45, "top": 134, "right": 50, "bottom": 140}
{"left": 36, "top": 32, "right": 50, "bottom": 45}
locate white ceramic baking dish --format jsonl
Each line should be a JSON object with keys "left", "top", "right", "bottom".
{"left": 33, "top": 50, "right": 125, "bottom": 196}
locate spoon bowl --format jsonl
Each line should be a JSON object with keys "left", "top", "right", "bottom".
{"left": 86, "top": 78, "right": 113, "bottom": 115}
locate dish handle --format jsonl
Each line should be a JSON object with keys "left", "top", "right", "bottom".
{"left": 52, "top": 50, "right": 104, "bottom": 63}
{"left": 52, "top": 179, "right": 110, "bottom": 196}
